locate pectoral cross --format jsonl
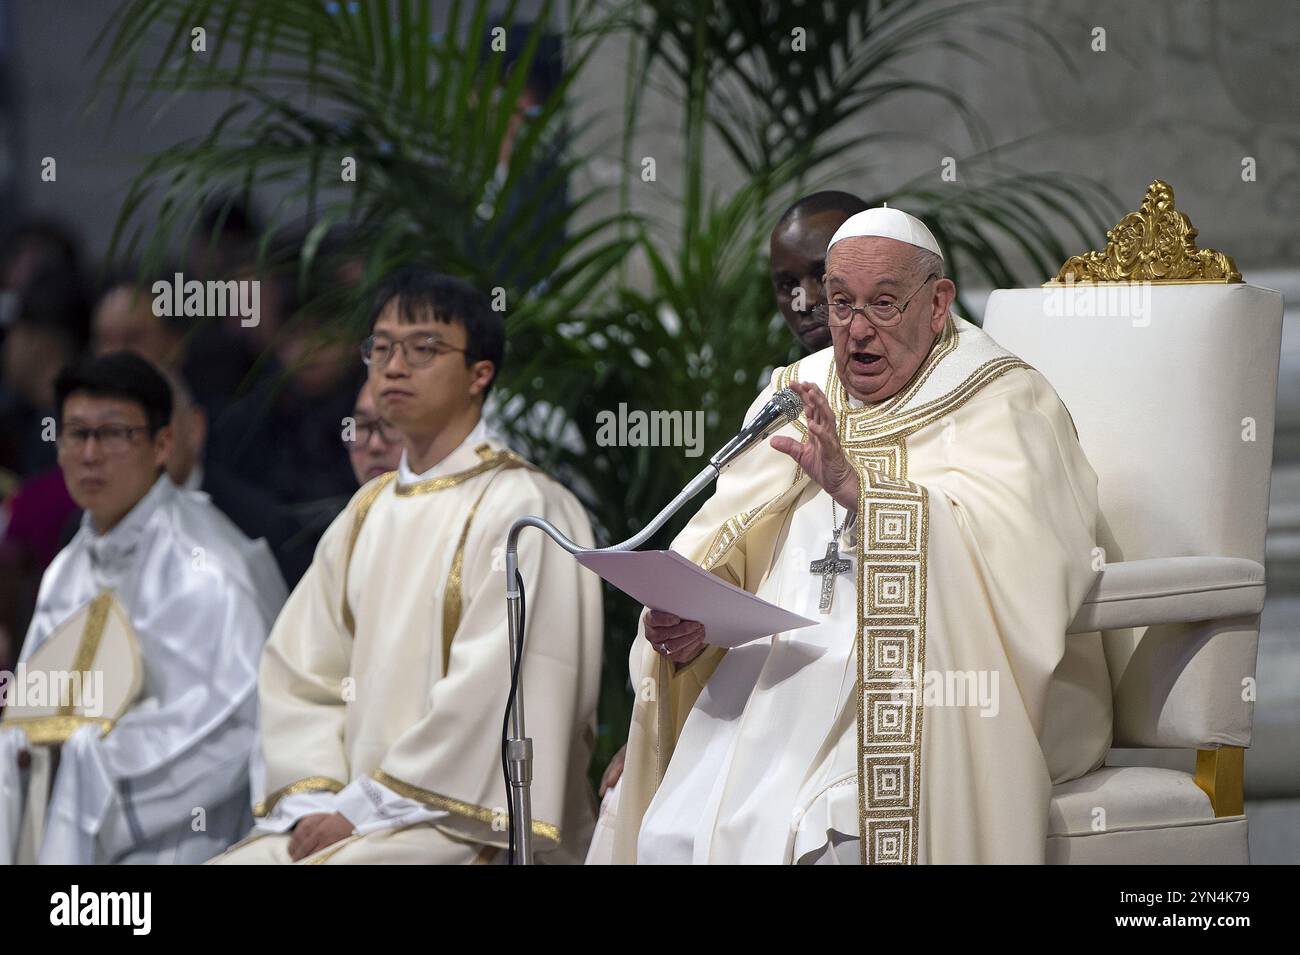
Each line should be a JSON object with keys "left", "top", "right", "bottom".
{"left": 809, "top": 538, "right": 852, "bottom": 614}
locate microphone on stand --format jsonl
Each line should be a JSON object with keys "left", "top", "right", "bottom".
{"left": 501, "top": 386, "right": 804, "bottom": 863}
{"left": 709, "top": 387, "right": 805, "bottom": 472}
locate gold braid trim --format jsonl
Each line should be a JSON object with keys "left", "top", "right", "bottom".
{"left": 341, "top": 472, "right": 398, "bottom": 636}
{"left": 253, "top": 776, "right": 346, "bottom": 818}
{"left": 372, "top": 770, "right": 561, "bottom": 844}
{"left": 440, "top": 464, "right": 524, "bottom": 672}
{"left": 59, "top": 591, "right": 114, "bottom": 714}
{"left": 2, "top": 715, "right": 113, "bottom": 746}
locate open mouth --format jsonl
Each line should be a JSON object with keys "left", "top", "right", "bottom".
{"left": 850, "top": 351, "right": 883, "bottom": 373}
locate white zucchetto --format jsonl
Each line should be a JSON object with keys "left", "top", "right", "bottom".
{"left": 827, "top": 206, "right": 943, "bottom": 259}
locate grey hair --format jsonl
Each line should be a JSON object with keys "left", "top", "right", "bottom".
{"left": 913, "top": 248, "right": 945, "bottom": 280}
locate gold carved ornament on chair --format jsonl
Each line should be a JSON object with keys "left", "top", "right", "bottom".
{"left": 1044, "top": 179, "right": 1242, "bottom": 286}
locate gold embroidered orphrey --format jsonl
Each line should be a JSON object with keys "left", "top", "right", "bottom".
{"left": 1047, "top": 179, "right": 1242, "bottom": 285}
{"left": 694, "top": 324, "right": 1029, "bottom": 864}
{"left": 266, "top": 441, "right": 564, "bottom": 841}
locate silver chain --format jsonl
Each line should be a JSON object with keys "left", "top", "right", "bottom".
{"left": 830, "top": 497, "right": 856, "bottom": 542}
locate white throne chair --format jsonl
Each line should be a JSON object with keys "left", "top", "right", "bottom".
{"left": 981, "top": 180, "right": 1284, "bottom": 864}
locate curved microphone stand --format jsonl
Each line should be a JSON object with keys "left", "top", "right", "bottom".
{"left": 501, "top": 388, "right": 801, "bottom": 863}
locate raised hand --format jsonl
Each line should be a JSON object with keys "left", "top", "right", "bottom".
{"left": 769, "top": 381, "right": 859, "bottom": 511}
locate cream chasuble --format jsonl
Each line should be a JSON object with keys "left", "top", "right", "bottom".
{"left": 216, "top": 422, "right": 602, "bottom": 865}
{"left": 0, "top": 475, "right": 286, "bottom": 864}
{"left": 601, "top": 315, "right": 1113, "bottom": 865}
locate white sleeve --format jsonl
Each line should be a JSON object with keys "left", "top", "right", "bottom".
{"left": 333, "top": 776, "right": 449, "bottom": 836}
{"left": 253, "top": 790, "right": 341, "bottom": 834}
{"left": 0, "top": 728, "right": 28, "bottom": 864}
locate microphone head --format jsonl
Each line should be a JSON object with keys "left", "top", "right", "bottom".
{"left": 772, "top": 387, "right": 803, "bottom": 422}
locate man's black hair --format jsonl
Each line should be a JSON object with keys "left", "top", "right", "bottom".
{"left": 774, "top": 191, "right": 869, "bottom": 232}
{"left": 55, "top": 351, "right": 173, "bottom": 436}
{"left": 367, "top": 268, "right": 504, "bottom": 396}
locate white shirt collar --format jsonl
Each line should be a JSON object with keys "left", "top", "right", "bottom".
{"left": 397, "top": 418, "right": 491, "bottom": 484}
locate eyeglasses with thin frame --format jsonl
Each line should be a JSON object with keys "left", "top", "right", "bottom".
{"left": 812, "top": 272, "right": 939, "bottom": 328}
{"left": 343, "top": 416, "right": 398, "bottom": 447}
{"left": 57, "top": 423, "right": 152, "bottom": 454}
{"left": 361, "top": 333, "right": 468, "bottom": 368}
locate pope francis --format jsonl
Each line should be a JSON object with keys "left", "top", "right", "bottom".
{"left": 595, "top": 207, "right": 1113, "bottom": 864}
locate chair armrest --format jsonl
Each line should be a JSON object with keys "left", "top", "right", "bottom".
{"left": 1066, "top": 556, "right": 1266, "bottom": 634}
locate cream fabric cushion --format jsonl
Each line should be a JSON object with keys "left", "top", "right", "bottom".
{"left": 1048, "top": 767, "right": 1247, "bottom": 864}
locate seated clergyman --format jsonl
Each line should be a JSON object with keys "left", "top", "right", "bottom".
{"left": 0, "top": 352, "right": 286, "bottom": 864}
{"left": 596, "top": 207, "right": 1113, "bottom": 865}
{"left": 214, "top": 268, "right": 602, "bottom": 865}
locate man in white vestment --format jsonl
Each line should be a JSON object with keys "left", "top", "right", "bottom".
{"left": 214, "top": 268, "right": 602, "bottom": 865}
{"left": 596, "top": 208, "right": 1112, "bottom": 864}
{"left": 0, "top": 352, "right": 286, "bottom": 864}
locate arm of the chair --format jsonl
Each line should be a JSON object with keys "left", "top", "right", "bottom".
{"left": 1066, "top": 556, "right": 1266, "bottom": 634}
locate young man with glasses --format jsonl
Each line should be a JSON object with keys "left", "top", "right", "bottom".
{"left": 216, "top": 267, "right": 602, "bottom": 865}
{"left": 0, "top": 351, "right": 287, "bottom": 864}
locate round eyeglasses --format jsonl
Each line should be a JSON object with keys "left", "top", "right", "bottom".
{"left": 811, "top": 273, "right": 939, "bottom": 327}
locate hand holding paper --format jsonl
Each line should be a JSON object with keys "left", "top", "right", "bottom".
{"left": 575, "top": 550, "right": 818, "bottom": 650}
{"left": 644, "top": 609, "right": 707, "bottom": 663}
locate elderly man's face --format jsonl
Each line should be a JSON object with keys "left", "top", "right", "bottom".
{"left": 825, "top": 236, "right": 955, "bottom": 403}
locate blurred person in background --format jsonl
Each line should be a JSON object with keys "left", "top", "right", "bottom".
{"left": 0, "top": 267, "right": 91, "bottom": 669}
{"left": 207, "top": 243, "right": 367, "bottom": 586}
{"left": 344, "top": 380, "right": 404, "bottom": 486}
{"left": 0, "top": 264, "right": 90, "bottom": 478}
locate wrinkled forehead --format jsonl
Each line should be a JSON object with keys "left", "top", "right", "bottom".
{"left": 825, "top": 235, "right": 925, "bottom": 290}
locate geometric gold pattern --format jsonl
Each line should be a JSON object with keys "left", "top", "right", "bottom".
{"left": 855, "top": 457, "right": 927, "bottom": 864}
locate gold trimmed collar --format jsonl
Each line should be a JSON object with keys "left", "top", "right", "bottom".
{"left": 828, "top": 313, "right": 959, "bottom": 422}
{"left": 394, "top": 444, "right": 535, "bottom": 496}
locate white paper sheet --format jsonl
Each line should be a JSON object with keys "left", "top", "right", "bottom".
{"left": 576, "top": 549, "right": 817, "bottom": 648}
